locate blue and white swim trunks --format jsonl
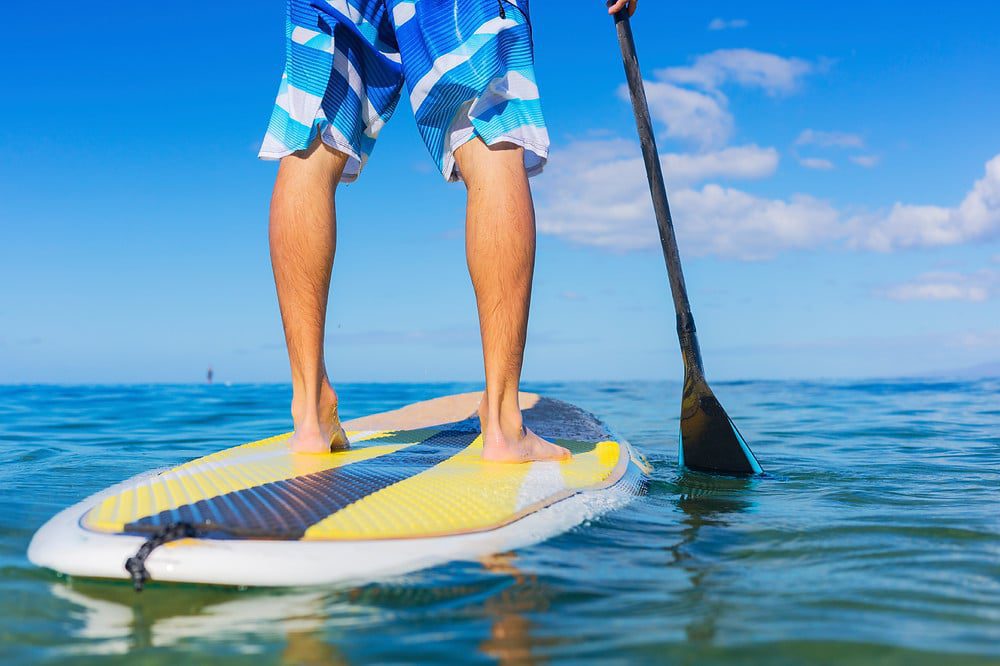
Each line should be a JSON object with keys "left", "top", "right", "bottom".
{"left": 259, "top": 0, "right": 549, "bottom": 183}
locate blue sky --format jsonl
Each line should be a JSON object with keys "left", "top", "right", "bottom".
{"left": 1, "top": 1, "right": 998, "bottom": 383}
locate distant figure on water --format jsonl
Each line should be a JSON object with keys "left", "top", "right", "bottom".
{"left": 259, "top": 0, "right": 638, "bottom": 460}
{"left": 206, "top": 367, "right": 213, "bottom": 385}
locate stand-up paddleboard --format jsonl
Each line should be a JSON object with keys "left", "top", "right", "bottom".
{"left": 29, "top": 392, "right": 648, "bottom": 588}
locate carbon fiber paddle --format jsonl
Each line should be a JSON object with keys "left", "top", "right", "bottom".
{"left": 610, "top": 7, "right": 762, "bottom": 475}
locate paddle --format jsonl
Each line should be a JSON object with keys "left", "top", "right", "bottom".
{"left": 610, "top": 7, "right": 762, "bottom": 475}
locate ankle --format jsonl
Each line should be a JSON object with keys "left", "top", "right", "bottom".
{"left": 291, "top": 380, "right": 339, "bottom": 428}
{"left": 497, "top": 408, "right": 524, "bottom": 439}
{"left": 482, "top": 399, "right": 524, "bottom": 440}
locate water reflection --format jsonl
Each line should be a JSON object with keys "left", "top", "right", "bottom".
{"left": 352, "top": 553, "right": 556, "bottom": 663}
{"left": 51, "top": 551, "right": 554, "bottom": 663}
{"left": 51, "top": 580, "right": 336, "bottom": 658}
{"left": 283, "top": 630, "right": 349, "bottom": 665}
{"left": 670, "top": 472, "right": 756, "bottom": 645}
{"left": 478, "top": 552, "right": 554, "bottom": 664}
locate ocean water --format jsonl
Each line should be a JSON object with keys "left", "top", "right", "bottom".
{"left": 1, "top": 380, "right": 998, "bottom": 664}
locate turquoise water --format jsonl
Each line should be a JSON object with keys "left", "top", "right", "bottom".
{"left": 2, "top": 380, "right": 998, "bottom": 664}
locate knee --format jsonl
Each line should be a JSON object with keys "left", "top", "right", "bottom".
{"left": 455, "top": 138, "right": 526, "bottom": 188}
{"left": 278, "top": 138, "right": 351, "bottom": 189}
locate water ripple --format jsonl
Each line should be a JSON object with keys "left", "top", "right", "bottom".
{"left": 0, "top": 380, "right": 997, "bottom": 662}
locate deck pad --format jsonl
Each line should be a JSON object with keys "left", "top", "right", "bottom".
{"left": 82, "top": 418, "right": 625, "bottom": 542}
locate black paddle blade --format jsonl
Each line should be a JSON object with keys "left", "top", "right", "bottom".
{"left": 679, "top": 374, "right": 762, "bottom": 475}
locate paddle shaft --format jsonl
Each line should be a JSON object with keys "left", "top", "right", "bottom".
{"left": 612, "top": 10, "right": 706, "bottom": 379}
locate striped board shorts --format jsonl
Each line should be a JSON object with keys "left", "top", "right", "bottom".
{"left": 258, "top": 0, "right": 549, "bottom": 183}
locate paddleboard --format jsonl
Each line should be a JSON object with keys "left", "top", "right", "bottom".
{"left": 28, "top": 392, "right": 648, "bottom": 587}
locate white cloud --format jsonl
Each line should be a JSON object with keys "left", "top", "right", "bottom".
{"left": 799, "top": 157, "right": 834, "bottom": 170}
{"left": 538, "top": 139, "right": 1000, "bottom": 259}
{"left": 850, "top": 154, "right": 880, "bottom": 167}
{"left": 626, "top": 80, "right": 732, "bottom": 147}
{"left": 664, "top": 144, "right": 780, "bottom": 185}
{"left": 795, "top": 129, "right": 865, "bottom": 148}
{"left": 708, "top": 18, "right": 748, "bottom": 31}
{"left": 541, "top": 139, "right": 777, "bottom": 191}
{"left": 883, "top": 270, "right": 996, "bottom": 302}
{"left": 954, "top": 329, "right": 1000, "bottom": 349}
{"left": 852, "top": 155, "right": 1000, "bottom": 251}
{"left": 889, "top": 283, "right": 986, "bottom": 302}
{"left": 538, "top": 178, "right": 840, "bottom": 260}
{"left": 671, "top": 186, "right": 842, "bottom": 259}
{"left": 631, "top": 50, "right": 816, "bottom": 147}
{"left": 792, "top": 129, "right": 879, "bottom": 169}
{"left": 659, "top": 49, "right": 814, "bottom": 96}
{"left": 795, "top": 130, "right": 875, "bottom": 170}
{"left": 536, "top": 139, "right": 842, "bottom": 259}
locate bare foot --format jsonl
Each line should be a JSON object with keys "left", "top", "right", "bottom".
{"left": 288, "top": 422, "right": 348, "bottom": 454}
{"left": 478, "top": 397, "right": 570, "bottom": 463}
{"left": 482, "top": 425, "right": 571, "bottom": 463}
{"left": 289, "top": 381, "right": 350, "bottom": 454}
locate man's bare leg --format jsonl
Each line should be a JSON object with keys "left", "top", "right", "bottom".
{"left": 269, "top": 140, "right": 350, "bottom": 453}
{"left": 455, "top": 139, "right": 570, "bottom": 463}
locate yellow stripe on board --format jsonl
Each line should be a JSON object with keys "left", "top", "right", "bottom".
{"left": 558, "top": 440, "right": 621, "bottom": 489}
{"left": 300, "top": 436, "right": 622, "bottom": 541}
{"left": 303, "top": 435, "right": 545, "bottom": 539}
{"left": 83, "top": 430, "right": 398, "bottom": 533}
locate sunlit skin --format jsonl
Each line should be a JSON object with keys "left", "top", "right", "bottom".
{"left": 269, "top": 140, "right": 349, "bottom": 455}
{"left": 607, "top": 0, "right": 638, "bottom": 17}
{"left": 456, "top": 139, "right": 570, "bottom": 463}
{"left": 269, "top": 138, "right": 568, "bottom": 461}
{"left": 268, "top": 3, "right": 638, "bottom": 460}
